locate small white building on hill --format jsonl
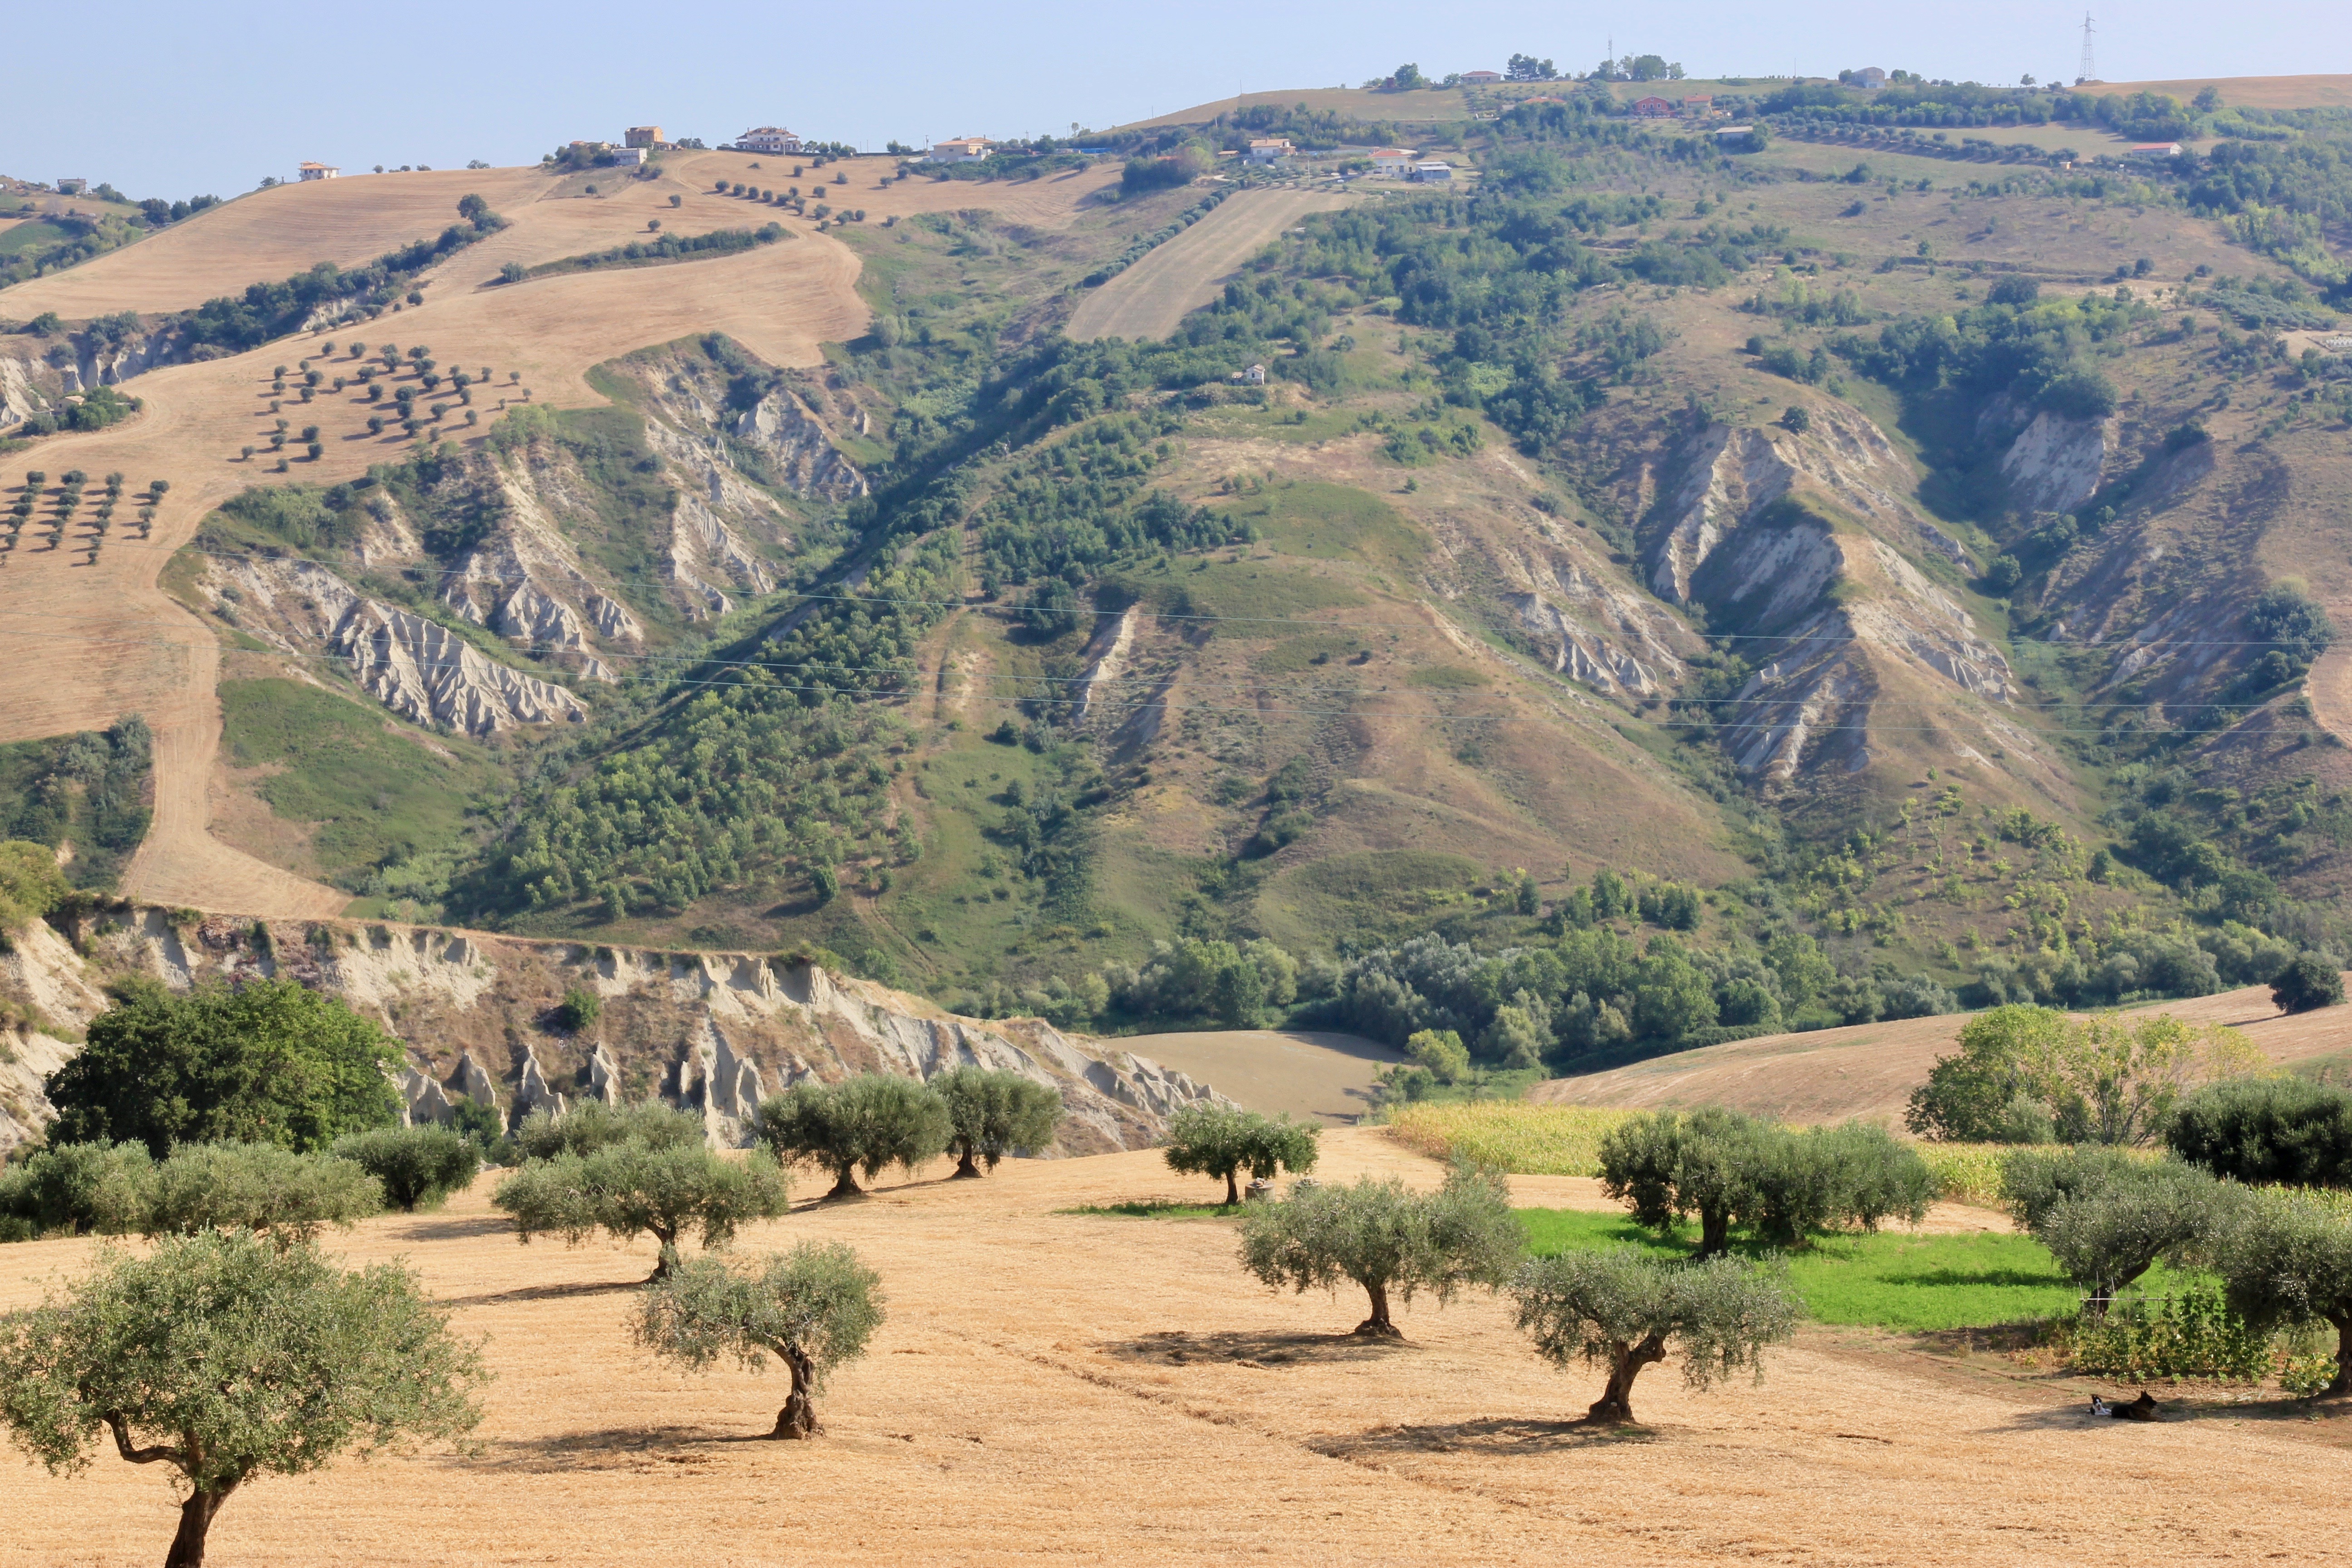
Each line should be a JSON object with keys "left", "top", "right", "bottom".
{"left": 298, "top": 162, "right": 339, "bottom": 181}
{"left": 738, "top": 127, "right": 803, "bottom": 155}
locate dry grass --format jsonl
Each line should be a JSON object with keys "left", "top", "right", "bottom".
{"left": 1385, "top": 1101, "right": 1636, "bottom": 1176}
{"left": 2076, "top": 74, "right": 2352, "bottom": 110}
{"left": 2, "top": 1126, "right": 2344, "bottom": 1565}
{"left": 1531, "top": 980, "right": 2351, "bottom": 1128}
{"left": 1108, "top": 1029, "right": 1404, "bottom": 1123}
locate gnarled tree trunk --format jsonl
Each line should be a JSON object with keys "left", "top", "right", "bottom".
{"left": 951, "top": 1142, "right": 983, "bottom": 1180}
{"left": 827, "top": 1164, "right": 863, "bottom": 1200}
{"left": 2330, "top": 1313, "right": 2352, "bottom": 1396}
{"left": 1354, "top": 1281, "right": 1401, "bottom": 1338}
{"left": 1587, "top": 1333, "right": 1668, "bottom": 1423}
{"left": 1224, "top": 1170, "right": 1241, "bottom": 1206}
{"left": 1697, "top": 1207, "right": 1731, "bottom": 1260}
{"left": 165, "top": 1481, "right": 237, "bottom": 1568}
{"left": 769, "top": 1344, "right": 819, "bottom": 1439}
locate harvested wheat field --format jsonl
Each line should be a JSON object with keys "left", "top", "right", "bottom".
{"left": 1534, "top": 977, "right": 2352, "bottom": 1127}
{"left": 2078, "top": 74, "right": 2352, "bottom": 110}
{"left": 0, "top": 169, "right": 560, "bottom": 320}
{"left": 1111, "top": 1029, "right": 1404, "bottom": 1122}
{"left": 2, "top": 1126, "right": 2345, "bottom": 1567}
{"left": 1068, "top": 186, "right": 1354, "bottom": 342}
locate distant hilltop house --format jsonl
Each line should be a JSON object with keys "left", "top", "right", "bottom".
{"left": 1714, "top": 125, "right": 1763, "bottom": 151}
{"left": 1631, "top": 96, "right": 1677, "bottom": 117}
{"left": 926, "top": 137, "right": 994, "bottom": 163}
{"left": 1245, "top": 137, "right": 1294, "bottom": 164}
{"left": 1845, "top": 66, "right": 1889, "bottom": 89}
{"left": 1681, "top": 95, "right": 1715, "bottom": 117}
{"left": 1410, "top": 161, "right": 1454, "bottom": 182}
{"left": 1460, "top": 69, "right": 1502, "bottom": 84}
{"left": 1370, "top": 147, "right": 1419, "bottom": 176}
{"left": 1230, "top": 363, "right": 1267, "bottom": 385}
{"left": 625, "top": 126, "right": 663, "bottom": 149}
{"left": 2129, "top": 142, "right": 2184, "bottom": 160}
{"left": 298, "top": 162, "right": 338, "bottom": 181}
{"left": 612, "top": 147, "right": 649, "bottom": 167}
{"left": 56, "top": 178, "right": 87, "bottom": 195}
{"left": 737, "top": 126, "right": 804, "bottom": 155}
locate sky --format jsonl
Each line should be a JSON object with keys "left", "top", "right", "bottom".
{"left": 7, "top": 0, "right": 2340, "bottom": 197}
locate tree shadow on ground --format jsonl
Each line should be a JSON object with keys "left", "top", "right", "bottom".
{"left": 392, "top": 1214, "right": 513, "bottom": 1242}
{"left": 468, "top": 1424, "right": 778, "bottom": 1473}
{"left": 1310, "top": 1414, "right": 1661, "bottom": 1461}
{"left": 441, "top": 1279, "right": 643, "bottom": 1308}
{"left": 1102, "top": 1328, "right": 1417, "bottom": 1369}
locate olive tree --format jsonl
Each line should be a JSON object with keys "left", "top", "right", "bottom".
{"left": 331, "top": 1126, "right": 481, "bottom": 1211}
{"left": 1163, "top": 1104, "right": 1320, "bottom": 1206}
{"left": 756, "top": 1075, "right": 951, "bottom": 1198}
{"left": 933, "top": 1066, "right": 1061, "bottom": 1178}
{"left": 0, "top": 1230, "right": 487, "bottom": 1567}
{"left": 1509, "top": 1248, "right": 1798, "bottom": 1423}
{"left": 494, "top": 1141, "right": 789, "bottom": 1279}
{"left": 2168, "top": 1078, "right": 2352, "bottom": 1188}
{"left": 143, "top": 1143, "right": 383, "bottom": 1249}
{"left": 2219, "top": 1189, "right": 2352, "bottom": 1395}
{"left": 1600, "top": 1108, "right": 1930, "bottom": 1257}
{"left": 0, "top": 1140, "right": 153, "bottom": 1238}
{"left": 633, "top": 1241, "right": 884, "bottom": 1438}
{"left": 1237, "top": 1166, "right": 1520, "bottom": 1336}
{"left": 513, "top": 1100, "right": 702, "bottom": 1160}
{"left": 2001, "top": 1146, "right": 2236, "bottom": 1313}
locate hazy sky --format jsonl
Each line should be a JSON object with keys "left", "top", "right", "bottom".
{"left": 8, "top": 0, "right": 2337, "bottom": 197}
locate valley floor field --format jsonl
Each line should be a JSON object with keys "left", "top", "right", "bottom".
{"left": 2, "top": 1127, "right": 2344, "bottom": 1566}
{"left": 1067, "top": 186, "right": 1353, "bottom": 342}
{"left": 1534, "top": 976, "right": 2352, "bottom": 1127}
{"left": 1110, "top": 1029, "right": 1403, "bottom": 1123}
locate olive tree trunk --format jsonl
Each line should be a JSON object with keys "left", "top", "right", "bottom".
{"left": 2330, "top": 1313, "right": 2352, "bottom": 1396}
{"left": 165, "top": 1481, "right": 237, "bottom": 1568}
{"left": 1354, "top": 1281, "right": 1401, "bottom": 1338}
{"left": 1223, "top": 1170, "right": 1241, "bottom": 1206}
{"left": 1697, "top": 1207, "right": 1732, "bottom": 1260}
{"left": 827, "top": 1165, "right": 863, "bottom": 1200}
{"left": 769, "top": 1344, "right": 819, "bottom": 1439}
{"left": 951, "top": 1142, "right": 983, "bottom": 1180}
{"left": 1587, "top": 1333, "right": 1668, "bottom": 1423}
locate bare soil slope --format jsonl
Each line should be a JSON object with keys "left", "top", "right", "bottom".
{"left": 2, "top": 1127, "right": 2343, "bottom": 1566}
{"left": 1534, "top": 979, "right": 2352, "bottom": 1127}
{"left": 1068, "top": 187, "right": 1353, "bottom": 342}
{"left": 1111, "top": 1029, "right": 1404, "bottom": 1123}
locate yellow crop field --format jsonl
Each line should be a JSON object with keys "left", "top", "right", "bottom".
{"left": 1385, "top": 1101, "right": 1637, "bottom": 1176}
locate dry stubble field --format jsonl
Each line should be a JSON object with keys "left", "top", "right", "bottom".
{"left": 2, "top": 1127, "right": 2346, "bottom": 1567}
{"left": 1066, "top": 186, "right": 1354, "bottom": 342}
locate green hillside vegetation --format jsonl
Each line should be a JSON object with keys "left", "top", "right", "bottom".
{"left": 0, "top": 720, "right": 152, "bottom": 893}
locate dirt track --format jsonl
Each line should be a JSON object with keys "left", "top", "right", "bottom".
{"left": 0, "top": 159, "right": 1113, "bottom": 917}
{"left": 1067, "top": 186, "right": 1353, "bottom": 342}
{"left": 1534, "top": 977, "right": 2352, "bottom": 1126}
{"left": 0, "top": 1126, "right": 2342, "bottom": 1566}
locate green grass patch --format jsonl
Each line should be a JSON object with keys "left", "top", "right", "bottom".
{"left": 1518, "top": 1207, "right": 2196, "bottom": 1332}
{"left": 1406, "top": 664, "right": 1490, "bottom": 690}
{"left": 217, "top": 679, "right": 507, "bottom": 889}
{"left": 1220, "top": 480, "right": 1426, "bottom": 575}
{"left": 0, "top": 220, "right": 76, "bottom": 259}
{"left": 1130, "top": 556, "right": 1363, "bottom": 631}
{"left": 1253, "top": 848, "right": 1487, "bottom": 949}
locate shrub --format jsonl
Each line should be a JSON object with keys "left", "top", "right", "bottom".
{"left": 756, "top": 1075, "right": 951, "bottom": 1198}
{"left": 933, "top": 1067, "right": 1062, "bottom": 1178}
{"left": 143, "top": 1142, "right": 384, "bottom": 1249}
{"left": 1161, "top": 1104, "right": 1320, "bottom": 1205}
{"left": 2273, "top": 955, "right": 2345, "bottom": 1015}
{"left": 1509, "top": 1248, "right": 1798, "bottom": 1423}
{"left": 331, "top": 1126, "right": 481, "bottom": 1211}
{"left": 552, "top": 987, "right": 602, "bottom": 1032}
{"left": 0, "top": 1140, "right": 153, "bottom": 1238}
{"left": 511, "top": 1100, "right": 702, "bottom": 1160}
{"left": 0, "top": 1230, "right": 487, "bottom": 1568}
{"left": 2217, "top": 1188, "right": 2352, "bottom": 1394}
{"left": 2168, "top": 1077, "right": 2352, "bottom": 1188}
{"left": 1238, "top": 1166, "right": 1521, "bottom": 1336}
{"left": 634, "top": 1241, "right": 884, "bottom": 1439}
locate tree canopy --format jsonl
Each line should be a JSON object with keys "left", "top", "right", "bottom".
{"left": 1906, "top": 1005, "right": 2264, "bottom": 1145}
{"left": 2220, "top": 1190, "right": 2352, "bottom": 1395}
{"left": 1163, "top": 1104, "right": 1321, "bottom": 1206}
{"left": 933, "top": 1067, "right": 1062, "bottom": 1178}
{"left": 46, "top": 979, "right": 403, "bottom": 1157}
{"left": 0, "top": 1230, "right": 486, "bottom": 1568}
{"left": 494, "top": 1137, "right": 789, "bottom": 1279}
{"left": 1598, "top": 1107, "right": 1931, "bottom": 1257}
{"left": 756, "top": 1075, "right": 952, "bottom": 1198}
{"left": 2001, "top": 1147, "right": 2237, "bottom": 1312}
{"left": 1509, "top": 1248, "right": 1798, "bottom": 1423}
{"left": 330, "top": 1126, "right": 482, "bottom": 1212}
{"left": 634, "top": 1241, "right": 885, "bottom": 1438}
{"left": 2168, "top": 1078, "right": 2352, "bottom": 1188}
{"left": 1237, "top": 1166, "right": 1521, "bottom": 1336}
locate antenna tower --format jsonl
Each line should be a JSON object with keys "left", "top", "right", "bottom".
{"left": 2078, "top": 11, "right": 2097, "bottom": 84}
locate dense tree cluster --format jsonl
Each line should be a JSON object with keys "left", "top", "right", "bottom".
{"left": 0, "top": 718, "right": 150, "bottom": 890}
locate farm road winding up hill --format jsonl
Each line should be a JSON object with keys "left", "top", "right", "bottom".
{"left": 1534, "top": 977, "right": 2352, "bottom": 1127}
{"left": 1068, "top": 186, "right": 1353, "bottom": 342}
{"left": 0, "top": 157, "right": 1114, "bottom": 917}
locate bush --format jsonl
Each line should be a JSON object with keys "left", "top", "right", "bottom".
{"left": 756, "top": 1075, "right": 952, "bottom": 1199}
{"left": 2060, "top": 1284, "right": 2270, "bottom": 1380}
{"left": 2272, "top": 955, "right": 2345, "bottom": 1015}
{"left": 332, "top": 1126, "right": 481, "bottom": 1211}
{"left": 1161, "top": 1104, "right": 1320, "bottom": 1205}
{"left": 0, "top": 1140, "right": 153, "bottom": 1238}
{"left": 1237, "top": 1166, "right": 1521, "bottom": 1336}
{"left": 512, "top": 1100, "right": 703, "bottom": 1160}
{"left": 142, "top": 1142, "right": 383, "bottom": 1249}
{"left": 1599, "top": 1107, "right": 1930, "bottom": 1257}
{"left": 633, "top": 1241, "right": 885, "bottom": 1439}
{"left": 1509, "top": 1248, "right": 1798, "bottom": 1422}
{"left": 2169, "top": 1077, "right": 2352, "bottom": 1188}
{"left": 933, "top": 1067, "right": 1062, "bottom": 1178}
{"left": 553, "top": 987, "right": 602, "bottom": 1031}
{"left": 493, "top": 1140, "right": 789, "bottom": 1279}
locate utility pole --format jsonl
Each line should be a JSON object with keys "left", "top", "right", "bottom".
{"left": 2078, "top": 12, "right": 2097, "bottom": 84}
